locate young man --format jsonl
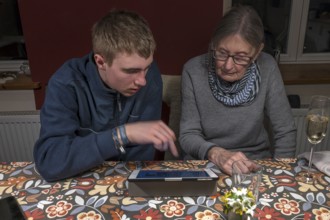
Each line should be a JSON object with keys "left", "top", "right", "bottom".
{"left": 34, "top": 10, "right": 178, "bottom": 182}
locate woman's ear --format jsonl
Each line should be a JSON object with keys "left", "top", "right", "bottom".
{"left": 253, "top": 43, "right": 264, "bottom": 62}
{"left": 94, "top": 54, "right": 106, "bottom": 71}
{"left": 258, "top": 43, "right": 264, "bottom": 54}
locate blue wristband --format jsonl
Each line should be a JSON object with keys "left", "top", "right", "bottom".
{"left": 112, "top": 128, "right": 126, "bottom": 154}
{"left": 118, "top": 125, "right": 130, "bottom": 146}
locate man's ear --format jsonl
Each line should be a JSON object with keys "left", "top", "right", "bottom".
{"left": 94, "top": 54, "right": 106, "bottom": 71}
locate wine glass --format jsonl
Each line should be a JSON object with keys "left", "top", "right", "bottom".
{"left": 303, "top": 95, "right": 330, "bottom": 183}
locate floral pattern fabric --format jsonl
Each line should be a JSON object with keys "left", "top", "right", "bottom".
{"left": 0, "top": 159, "right": 330, "bottom": 220}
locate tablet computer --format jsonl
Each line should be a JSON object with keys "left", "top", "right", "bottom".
{"left": 127, "top": 169, "right": 219, "bottom": 196}
{"left": 128, "top": 168, "right": 218, "bottom": 182}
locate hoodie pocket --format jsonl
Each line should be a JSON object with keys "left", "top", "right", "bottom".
{"left": 128, "top": 114, "right": 141, "bottom": 123}
{"left": 76, "top": 127, "right": 99, "bottom": 137}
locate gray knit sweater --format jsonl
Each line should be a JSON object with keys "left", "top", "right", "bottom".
{"left": 179, "top": 52, "right": 296, "bottom": 160}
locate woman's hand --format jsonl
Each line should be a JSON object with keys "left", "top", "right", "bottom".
{"left": 125, "top": 120, "right": 179, "bottom": 157}
{"left": 207, "top": 146, "right": 258, "bottom": 175}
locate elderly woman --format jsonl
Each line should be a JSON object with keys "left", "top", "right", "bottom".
{"left": 179, "top": 5, "right": 296, "bottom": 175}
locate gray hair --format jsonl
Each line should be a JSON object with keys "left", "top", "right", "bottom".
{"left": 210, "top": 5, "right": 264, "bottom": 50}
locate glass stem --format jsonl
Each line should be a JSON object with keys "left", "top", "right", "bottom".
{"left": 307, "top": 144, "right": 315, "bottom": 175}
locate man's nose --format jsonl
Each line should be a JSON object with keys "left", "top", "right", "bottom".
{"left": 135, "top": 71, "right": 147, "bottom": 87}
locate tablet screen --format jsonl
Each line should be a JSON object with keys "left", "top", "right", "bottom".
{"left": 136, "top": 170, "right": 209, "bottom": 179}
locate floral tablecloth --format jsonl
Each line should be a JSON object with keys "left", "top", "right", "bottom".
{"left": 0, "top": 158, "right": 329, "bottom": 220}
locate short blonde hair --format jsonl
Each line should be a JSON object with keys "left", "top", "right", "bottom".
{"left": 92, "top": 9, "right": 156, "bottom": 65}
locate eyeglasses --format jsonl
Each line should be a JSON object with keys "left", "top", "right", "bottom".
{"left": 212, "top": 50, "right": 252, "bottom": 66}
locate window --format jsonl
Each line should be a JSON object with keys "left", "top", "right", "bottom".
{"left": 0, "top": 0, "right": 28, "bottom": 71}
{"left": 224, "top": 0, "right": 330, "bottom": 64}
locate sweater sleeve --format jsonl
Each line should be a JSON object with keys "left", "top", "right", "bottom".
{"left": 34, "top": 78, "right": 119, "bottom": 182}
{"left": 264, "top": 58, "right": 297, "bottom": 158}
{"left": 179, "top": 64, "right": 217, "bottom": 159}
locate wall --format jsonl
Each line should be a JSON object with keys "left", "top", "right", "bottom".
{"left": 18, "top": 0, "right": 223, "bottom": 109}
{"left": 285, "top": 84, "right": 330, "bottom": 107}
{"left": 0, "top": 90, "right": 35, "bottom": 111}
{"left": 6, "top": 1, "right": 329, "bottom": 111}
{"left": 2, "top": 85, "right": 329, "bottom": 112}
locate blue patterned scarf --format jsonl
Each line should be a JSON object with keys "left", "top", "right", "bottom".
{"left": 208, "top": 56, "right": 261, "bottom": 107}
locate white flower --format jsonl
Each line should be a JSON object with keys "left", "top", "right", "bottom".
{"left": 221, "top": 187, "right": 257, "bottom": 216}
{"left": 240, "top": 188, "right": 248, "bottom": 195}
{"left": 246, "top": 204, "right": 257, "bottom": 216}
{"left": 231, "top": 187, "right": 239, "bottom": 194}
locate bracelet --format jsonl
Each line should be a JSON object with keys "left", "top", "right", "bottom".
{"left": 118, "top": 125, "right": 130, "bottom": 146}
{"left": 116, "top": 127, "right": 124, "bottom": 146}
{"left": 112, "top": 128, "right": 126, "bottom": 154}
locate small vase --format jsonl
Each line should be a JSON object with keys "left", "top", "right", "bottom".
{"left": 227, "top": 212, "right": 250, "bottom": 220}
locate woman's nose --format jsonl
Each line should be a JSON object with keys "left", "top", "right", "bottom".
{"left": 223, "top": 57, "right": 235, "bottom": 70}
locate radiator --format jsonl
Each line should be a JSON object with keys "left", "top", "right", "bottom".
{"left": 0, "top": 111, "right": 40, "bottom": 162}
{"left": 0, "top": 109, "right": 329, "bottom": 161}
{"left": 292, "top": 108, "right": 330, "bottom": 156}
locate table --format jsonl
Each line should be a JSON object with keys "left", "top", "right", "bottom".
{"left": 0, "top": 159, "right": 329, "bottom": 220}
{"left": 0, "top": 73, "right": 41, "bottom": 90}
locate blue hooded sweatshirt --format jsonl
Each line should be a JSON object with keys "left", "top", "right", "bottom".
{"left": 34, "top": 52, "right": 162, "bottom": 181}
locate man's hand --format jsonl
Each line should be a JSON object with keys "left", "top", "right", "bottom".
{"left": 125, "top": 120, "right": 179, "bottom": 157}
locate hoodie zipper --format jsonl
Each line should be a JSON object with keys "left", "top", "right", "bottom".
{"left": 117, "top": 92, "right": 122, "bottom": 113}
{"left": 115, "top": 92, "right": 122, "bottom": 127}
{"left": 116, "top": 92, "right": 124, "bottom": 160}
